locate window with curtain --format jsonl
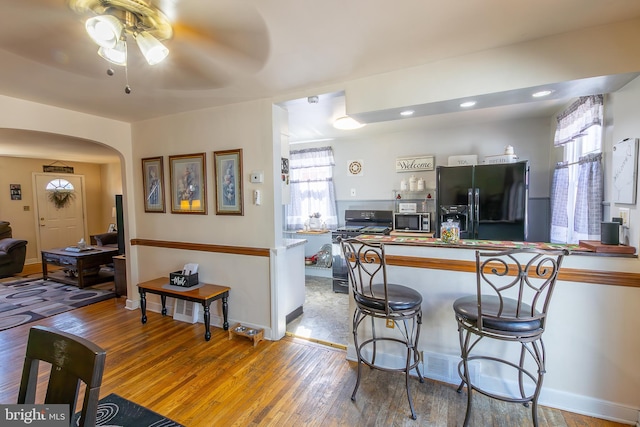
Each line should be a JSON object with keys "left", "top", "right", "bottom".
{"left": 550, "top": 95, "right": 604, "bottom": 244}
{"left": 285, "top": 146, "right": 338, "bottom": 231}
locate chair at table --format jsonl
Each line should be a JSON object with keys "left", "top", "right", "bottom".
{"left": 453, "top": 248, "right": 568, "bottom": 427}
{"left": 339, "top": 237, "right": 424, "bottom": 420}
{"left": 18, "top": 325, "right": 107, "bottom": 427}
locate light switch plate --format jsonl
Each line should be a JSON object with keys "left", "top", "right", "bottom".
{"left": 619, "top": 207, "right": 630, "bottom": 227}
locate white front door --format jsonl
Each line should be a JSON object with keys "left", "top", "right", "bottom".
{"left": 34, "top": 173, "right": 87, "bottom": 251}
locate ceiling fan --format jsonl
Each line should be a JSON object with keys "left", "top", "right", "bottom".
{"left": 0, "top": 0, "right": 270, "bottom": 91}
{"left": 69, "top": 0, "right": 174, "bottom": 68}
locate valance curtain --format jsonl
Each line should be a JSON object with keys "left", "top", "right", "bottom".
{"left": 285, "top": 146, "right": 338, "bottom": 231}
{"left": 554, "top": 95, "right": 603, "bottom": 147}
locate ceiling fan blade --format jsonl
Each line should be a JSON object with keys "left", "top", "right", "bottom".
{"left": 0, "top": 0, "right": 114, "bottom": 78}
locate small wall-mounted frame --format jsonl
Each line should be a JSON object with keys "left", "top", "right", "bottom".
{"left": 10, "top": 184, "right": 21, "bottom": 200}
{"left": 214, "top": 149, "right": 244, "bottom": 215}
{"left": 141, "top": 156, "right": 166, "bottom": 213}
{"left": 169, "top": 153, "right": 207, "bottom": 214}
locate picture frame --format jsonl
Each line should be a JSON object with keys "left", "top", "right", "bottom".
{"left": 612, "top": 138, "right": 638, "bottom": 204}
{"left": 108, "top": 223, "right": 116, "bottom": 233}
{"left": 141, "top": 156, "right": 166, "bottom": 213}
{"left": 169, "top": 153, "right": 207, "bottom": 214}
{"left": 214, "top": 149, "right": 244, "bottom": 215}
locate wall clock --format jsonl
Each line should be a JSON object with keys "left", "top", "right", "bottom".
{"left": 348, "top": 160, "right": 363, "bottom": 176}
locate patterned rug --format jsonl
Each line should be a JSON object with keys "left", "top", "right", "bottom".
{"left": 0, "top": 278, "right": 116, "bottom": 332}
{"left": 72, "top": 393, "right": 184, "bottom": 426}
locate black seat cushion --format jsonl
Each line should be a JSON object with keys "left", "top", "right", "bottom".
{"left": 355, "top": 283, "right": 422, "bottom": 312}
{"left": 453, "top": 295, "right": 542, "bottom": 333}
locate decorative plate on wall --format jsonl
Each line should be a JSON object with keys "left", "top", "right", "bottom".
{"left": 348, "top": 160, "right": 363, "bottom": 176}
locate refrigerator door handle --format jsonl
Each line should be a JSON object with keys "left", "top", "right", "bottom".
{"left": 474, "top": 188, "right": 480, "bottom": 239}
{"left": 468, "top": 187, "right": 473, "bottom": 218}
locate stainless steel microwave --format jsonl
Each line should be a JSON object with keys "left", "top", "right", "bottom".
{"left": 393, "top": 212, "right": 431, "bottom": 232}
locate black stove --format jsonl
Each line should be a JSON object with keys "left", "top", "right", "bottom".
{"left": 331, "top": 210, "right": 393, "bottom": 293}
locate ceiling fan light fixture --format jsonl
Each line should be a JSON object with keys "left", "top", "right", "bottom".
{"left": 333, "top": 116, "right": 366, "bottom": 130}
{"left": 135, "top": 32, "right": 169, "bottom": 65}
{"left": 98, "top": 38, "right": 127, "bottom": 66}
{"left": 86, "top": 15, "right": 123, "bottom": 48}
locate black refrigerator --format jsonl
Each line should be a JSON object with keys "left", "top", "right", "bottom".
{"left": 436, "top": 161, "right": 529, "bottom": 241}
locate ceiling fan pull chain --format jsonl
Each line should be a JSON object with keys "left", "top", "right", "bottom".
{"left": 124, "top": 62, "right": 131, "bottom": 94}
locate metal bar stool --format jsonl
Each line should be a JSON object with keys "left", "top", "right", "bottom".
{"left": 339, "top": 237, "right": 424, "bottom": 420}
{"left": 453, "top": 248, "right": 568, "bottom": 427}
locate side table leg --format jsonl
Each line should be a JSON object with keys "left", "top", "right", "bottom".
{"left": 203, "top": 302, "right": 212, "bottom": 341}
{"left": 77, "top": 259, "right": 85, "bottom": 289}
{"left": 222, "top": 295, "right": 229, "bottom": 331}
{"left": 161, "top": 295, "right": 167, "bottom": 316}
{"left": 140, "top": 289, "right": 147, "bottom": 324}
{"left": 41, "top": 258, "right": 48, "bottom": 280}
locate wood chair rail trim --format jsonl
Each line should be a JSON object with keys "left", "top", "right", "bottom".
{"left": 131, "top": 239, "right": 637, "bottom": 288}
{"left": 131, "top": 238, "right": 270, "bottom": 257}
{"left": 385, "top": 255, "right": 640, "bottom": 288}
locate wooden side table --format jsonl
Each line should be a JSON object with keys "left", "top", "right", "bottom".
{"left": 137, "top": 277, "right": 230, "bottom": 341}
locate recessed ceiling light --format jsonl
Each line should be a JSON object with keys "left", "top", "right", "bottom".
{"left": 400, "top": 110, "right": 415, "bottom": 116}
{"left": 333, "top": 116, "right": 366, "bottom": 130}
{"left": 532, "top": 90, "right": 553, "bottom": 98}
{"left": 460, "top": 101, "right": 476, "bottom": 108}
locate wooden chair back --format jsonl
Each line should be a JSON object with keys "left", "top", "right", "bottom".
{"left": 17, "top": 325, "right": 107, "bottom": 427}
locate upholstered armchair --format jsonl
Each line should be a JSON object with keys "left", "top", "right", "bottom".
{"left": 0, "top": 221, "right": 28, "bottom": 278}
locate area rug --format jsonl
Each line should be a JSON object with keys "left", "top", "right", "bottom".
{"left": 72, "top": 393, "right": 184, "bottom": 427}
{"left": 0, "top": 278, "right": 115, "bottom": 332}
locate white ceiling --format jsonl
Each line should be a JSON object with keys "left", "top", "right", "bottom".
{"left": 2, "top": 0, "right": 640, "bottom": 162}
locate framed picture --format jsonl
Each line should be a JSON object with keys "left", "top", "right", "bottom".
{"left": 169, "top": 153, "right": 207, "bottom": 214}
{"left": 214, "top": 149, "right": 243, "bottom": 215}
{"left": 141, "top": 157, "right": 166, "bottom": 213}
{"left": 108, "top": 223, "right": 116, "bottom": 233}
{"left": 612, "top": 138, "right": 638, "bottom": 204}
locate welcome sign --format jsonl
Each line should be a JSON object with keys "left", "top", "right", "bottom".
{"left": 395, "top": 155, "right": 435, "bottom": 172}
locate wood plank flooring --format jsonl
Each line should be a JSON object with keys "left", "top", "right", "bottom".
{"left": 0, "top": 297, "right": 630, "bottom": 426}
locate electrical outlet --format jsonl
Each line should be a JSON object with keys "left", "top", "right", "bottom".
{"left": 619, "top": 208, "right": 630, "bottom": 227}
{"left": 419, "top": 351, "right": 424, "bottom": 362}
{"left": 386, "top": 319, "right": 394, "bottom": 328}
{"left": 350, "top": 188, "right": 356, "bottom": 197}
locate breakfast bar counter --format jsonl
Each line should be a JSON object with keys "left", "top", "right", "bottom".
{"left": 353, "top": 234, "right": 639, "bottom": 288}
{"left": 338, "top": 233, "right": 640, "bottom": 421}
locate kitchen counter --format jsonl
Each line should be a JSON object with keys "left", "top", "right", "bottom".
{"left": 357, "top": 234, "right": 636, "bottom": 257}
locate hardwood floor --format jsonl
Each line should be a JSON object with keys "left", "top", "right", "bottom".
{"left": 0, "top": 298, "right": 629, "bottom": 426}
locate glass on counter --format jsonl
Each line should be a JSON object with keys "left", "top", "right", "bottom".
{"left": 440, "top": 219, "right": 460, "bottom": 243}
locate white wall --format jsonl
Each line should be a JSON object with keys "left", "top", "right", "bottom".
{"left": 330, "top": 116, "right": 552, "bottom": 201}
{"left": 130, "top": 100, "right": 279, "bottom": 335}
{"left": 608, "top": 78, "right": 640, "bottom": 249}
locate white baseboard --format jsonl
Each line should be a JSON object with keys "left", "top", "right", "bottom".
{"left": 346, "top": 348, "right": 638, "bottom": 425}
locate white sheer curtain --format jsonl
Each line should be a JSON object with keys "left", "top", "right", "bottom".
{"left": 573, "top": 153, "right": 603, "bottom": 242}
{"left": 285, "top": 147, "right": 338, "bottom": 231}
{"left": 550, "top": 95, "right": 603, "bottom": 244}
